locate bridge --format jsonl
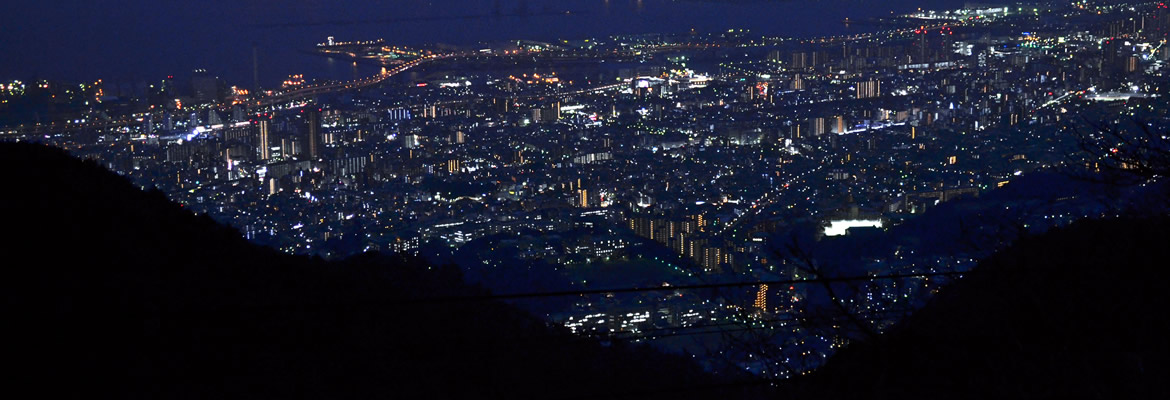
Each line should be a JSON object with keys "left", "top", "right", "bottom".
{"left": 2, "top": 56, "right": 440, "bottom": 138}
{"left": 252, "top": 55, "right": 435, "bottom": 107}
{"left": 2, "top": 46, "right": 695, "bottom": 138}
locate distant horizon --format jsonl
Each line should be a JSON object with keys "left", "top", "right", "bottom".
{"left": 0, "top": 0, "right": 973, "bottom": 86}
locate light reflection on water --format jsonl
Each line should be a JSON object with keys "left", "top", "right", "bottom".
{"left": 0, "top": 0, "right": 968, "bottom": 86}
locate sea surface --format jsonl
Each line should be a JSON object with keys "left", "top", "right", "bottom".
{"left": 1, "top": 0, "right": 973, "bottom": 87}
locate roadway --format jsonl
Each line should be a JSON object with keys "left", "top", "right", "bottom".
{"left": 4, "top": 46, "right": 699, "bottom": 138}
{"left": 2, "top": 56, "right": 441, "bottom": 138}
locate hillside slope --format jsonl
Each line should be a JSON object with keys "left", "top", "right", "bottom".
{"left": 0, "top": 142, "right": 747, "bottom": 399}
{"left": 780, "top": 214, "right": 1170, "bottom": 399}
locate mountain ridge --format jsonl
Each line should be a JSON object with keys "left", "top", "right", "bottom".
{"left": 0, "top": 142, "right": 741, "bottom": 399}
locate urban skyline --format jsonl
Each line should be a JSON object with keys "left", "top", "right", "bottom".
{"left": 3, "top": 1, "right": 1168, "bottom": 397}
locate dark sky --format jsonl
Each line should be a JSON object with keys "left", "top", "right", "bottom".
{"left": 0, "top": 0, "right": 975, "bottom": 85}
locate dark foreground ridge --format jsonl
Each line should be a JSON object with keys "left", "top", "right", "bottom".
{"left": 0, "top": 142, "right": 744, "bottom": 399}
{"left": 5, "top": 141, "right": 1169, "bottom": 399}
{"left": 780, "top": 214, "right": 1170, "bottom": 398}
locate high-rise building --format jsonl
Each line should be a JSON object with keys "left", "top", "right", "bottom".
{"left": 305, "top": 109, "right": 321, "bottom": 159}
{"left": 191, "top": 69, "right": 218, "bottom": 103}
{"left": 207, "top": 110, "right": 223, "bottom": 126}
{"left": 402, "top": 134, "right": 420, "bottom": 149}
{"left": 703, "top": 247, "right": 723, "bottom": 272}
{"left": 755, "top": 284, "right": 769, "bottom": 312}
{"left": 856, "top": 79, "right": 881, "bottom": 99}
{"left": 790, "top": 74, "right": 805, "bottom": 91}
{"left": 833, "top": 115, "right": 847, "bottom": 134}
{"left": 810, "top": 117, "right": 827, "bottom": 136}
{"left": 531, "top": 102, "right": 561, "bottom": 123}
{"left": 791, "top": 52, "right": 807, "bottom": 69}
{"left": 231, "top": 106, "right": 244, "bottom": 123}
{"left": 1103, "top": 39, "right": 1124, "bottom": 75}
{"left": 256, "top": 119, "right": 271, "bottom": 161}
{"left": 1126, "top": 56, "right": 1140, "bottom": 73}
{"left": 280, "top": 137, "right": 300, "bottom": 158}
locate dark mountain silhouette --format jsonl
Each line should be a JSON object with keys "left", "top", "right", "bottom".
{"left": 0, "top": 142, "right": 753, "bottom": 399}
{"left": 6, "top": 141, "right": 1167, "bottom": 399}
{"left": 778, "top": 215, "right": 1170, "bottom": 398}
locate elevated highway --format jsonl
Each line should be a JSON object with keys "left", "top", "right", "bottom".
{"left": 2, "top": 56, "right": 440, "bottom": 138}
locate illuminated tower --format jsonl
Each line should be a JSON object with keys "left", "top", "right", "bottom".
{"left": 256, "top": 119, "right": 271, "bottom": 161}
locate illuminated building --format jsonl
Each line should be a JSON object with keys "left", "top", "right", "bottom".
{"left": 401, "top": 134, "right": 420, "bottom": 149}
{"left": 810, "top": 117, "right": 827, "bottom": 136}
{"left": 831, "top": 116, "right": 847, "bottom": 134}
{"left": 305, "top": 109, "right": 321, "bottom": 159}
{"left": 531, "top": 102, "right": 561, "bottom": 123}
{"left": 791, "top": 52, "right": 807, "bottom": 69}
{"left": 207, "top": 110, "right": 223, "bottom": 126}
{"left": 755, "top": 284, "right": 769, "bottom": 312}
{"left": 790, "top": 74, "right": 805, "bottom": 91}
{"left": 856, "top": 79, "right": 881, "bottom": 99}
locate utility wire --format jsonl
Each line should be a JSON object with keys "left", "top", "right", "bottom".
{"left": 413, "top": 270, "right": 964, "bottom": 303}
